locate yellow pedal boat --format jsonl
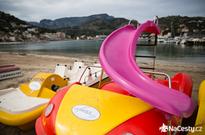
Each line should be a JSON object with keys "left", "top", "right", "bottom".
{"left": 0, "top": 72, "right": 67, "bottom": 128}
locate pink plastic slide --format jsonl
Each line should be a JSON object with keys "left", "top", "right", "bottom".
{"left": 99, "top": 20, "right": 194, "bottom": 117}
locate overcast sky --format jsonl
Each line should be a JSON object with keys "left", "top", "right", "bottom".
{"left": 0, "top": 0, "right": 204, "bottom": 22}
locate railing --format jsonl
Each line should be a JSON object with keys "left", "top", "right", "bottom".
{"left": 77, "top": 64, "right": 171, "bottom": 88}
{"left": 143, "top": 71, "right": 172, "bottom": 88}
{"left": 78, "top": 65, "right": 104, "bottom": 84}
{"left": 83, "top": 70, "right": 103, "bottom": 84}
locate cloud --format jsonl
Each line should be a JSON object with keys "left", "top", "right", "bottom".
{"left": 0, "top": 0, "right": 204, "bottom": 22}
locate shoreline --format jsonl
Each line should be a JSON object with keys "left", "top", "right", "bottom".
{"left": 0, "top": 52, "right": 204, "bottom": 102}
{"left": 0, "top": 40, "right": 63, "bottom": 45}
{"left": 0, "top": 39, "right": 75, "bottom": 45}
{"left": 1, "top": 40, "right": 205, "bottom": 46}
{"left": 0, "top": 41, "right": 50, "bottom": 45}
{"left": 0, "top": 39, "right": 102, "bottom": 45}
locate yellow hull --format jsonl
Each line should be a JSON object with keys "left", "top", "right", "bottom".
{"left": 0, "top": 105, "right": 46, "bottom": 127}
{"left": 55, "top": 85, "right": 153, "bottom": 135}
{"left": 195, "top": 80, "right": 205, "bottom": 126}
{"left": 188, "top": 80, "right": 205, "bottom": 134}
{"left": 0, "top": 72, "right": 67, "bottom": 127}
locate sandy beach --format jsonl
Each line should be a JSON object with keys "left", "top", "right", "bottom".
{"left": 0, "top": 52, "right": 205, "bottom": 135}
{"left": 0, "top": 52, "right": 99, "bottom": 89}
{"left": 0, "top": 52, "right": 204, "bottom": 100}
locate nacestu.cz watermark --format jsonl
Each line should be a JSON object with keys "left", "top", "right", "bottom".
{"left": 159, "top": 123, "right": 203, "bottom": 133}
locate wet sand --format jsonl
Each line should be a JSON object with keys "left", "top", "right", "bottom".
{"left": 0, "top": 52, "right": 205, "bottom": 135}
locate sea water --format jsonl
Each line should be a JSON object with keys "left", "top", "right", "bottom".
{"left": 0, "top": 40, "right": 205, "bottom": 64}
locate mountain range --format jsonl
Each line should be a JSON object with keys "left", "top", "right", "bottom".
{"left": 30, "top": 14, "right": 116, "bottom": 29}
{"left": 29, "top": 13, "right": 134, "bottom": 37}
{"left": 0, "top": 11, "right": 61, "bottom": 42}
{"left": 0, "top": 10, "right": 204, "bottom": 42}
{"left": 159, "top": 16, "right": 205, "bottom": 37}
{"left": 30, "top": 14, "right": 205, "bottom": 37}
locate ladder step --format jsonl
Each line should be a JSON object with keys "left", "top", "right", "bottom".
{"left": 135, "top": 55, "right": 156, "bottom": 58}
{"left": 138, "top": 44, "right": 157, "bottom": 46}
{"left": 140, "top": 67, "right": 155, "bottom": 70}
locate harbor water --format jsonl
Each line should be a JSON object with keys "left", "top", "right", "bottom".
{"left": 0, "top": 40, "right": 205, "bottom": 64}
